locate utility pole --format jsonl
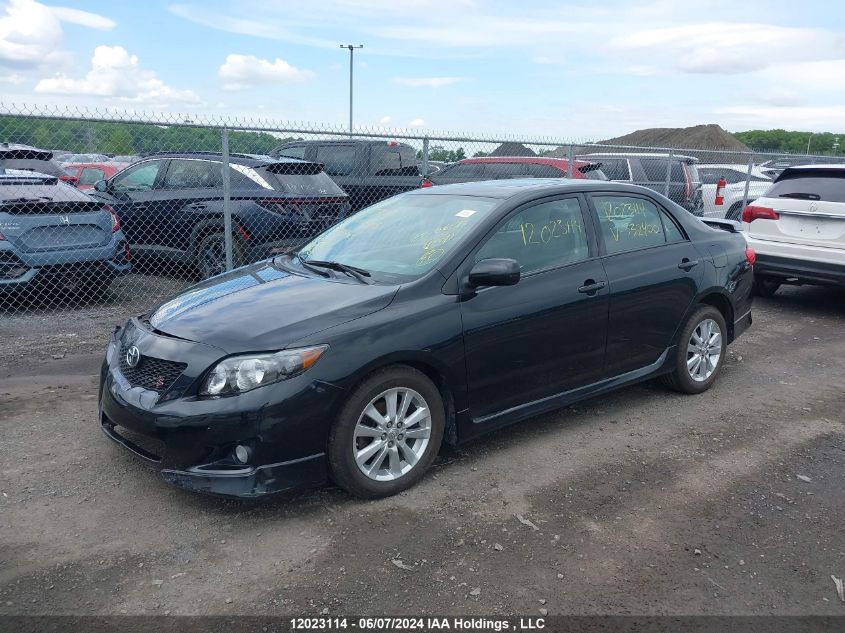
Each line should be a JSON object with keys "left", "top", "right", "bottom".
{"left": 340, "top": 44, "right": 363, "bottom": 136}
{"left": 806, "top": 132, "right": 813, "bottom": 154}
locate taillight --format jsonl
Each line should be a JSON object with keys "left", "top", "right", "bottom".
{"left": 420, "top": 179, "right": 434, "bottom": 188}
{"left": 0, "top": 231, "right": 5, "bottom": 241}
{"left": 103, "top": 204, "right": 120, "bottom": 232}
{"left": 237, "top": 224, "right": 251, "bottom": 241}
{"left": 124, "top": 243, "right": 132, "bottom": 261}
{"left": 745, "top": 247, "right": 756, "bottom": 266}
{"left": 682, "top": 162, "right": 692, "bottom": 201}
{"left": 741, "top": 205, "right": 779, "bottom": 223}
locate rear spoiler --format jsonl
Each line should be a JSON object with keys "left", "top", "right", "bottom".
{"left": 700, "top": 218, "right": 741, "bottom": 233}
{"left": 577, "top": 162, "right": 603, "bottom": 174}
{"left": 263, "top": 161, "right": 325, "bottom": 176}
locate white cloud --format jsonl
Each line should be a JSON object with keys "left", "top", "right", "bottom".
{"left": 0, "top": 0, "right": 63, "bottom": 67}
{"left": 715, "top": 105, "right": 845, "bottom": 131}
{"left": 50, "top": 5, "right": 115, "bottom": 30}
{"left": 409, "top": 118, "right": 425, "bottom": 127}
{"left": 218, "top": 54, "right": 314, "bottom": 91}
{"left": 612, "top": 23, "right": 845, "bottom": 75}
{"left": 35, "top": 45, "right": 199, "bottom": 105}
{"left": 0, "top": 70, "right": 24, "bottom": 83}
{"left": 393, "top": 76, "right": 463, "bottom": 88}
{"left": 0, "top": 0, "right": 113, "bottom": 69}
{"left": 379, "top": 115, "right": 391, "bottom": 124}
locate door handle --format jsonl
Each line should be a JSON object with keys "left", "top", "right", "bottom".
{"left": 187, "top": 202, "right": 206, "bottom": 209}
{"left": 578, "top": 279, "right": 607, "bottom": 294}
{"left": 678, "top": 258, "right": 699, "bottom": 271}
{"left": 133, "top": 205, "right": 147, "bottom": 212}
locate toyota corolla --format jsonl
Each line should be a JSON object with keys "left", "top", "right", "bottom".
{"left": 99, "top": 180, "right": 753, "bottom": 499}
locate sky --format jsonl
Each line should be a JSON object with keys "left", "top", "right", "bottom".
{"left": 1, "top": 0, "right": 844, "bottom": 141}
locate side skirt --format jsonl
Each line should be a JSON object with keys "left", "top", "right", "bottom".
{"left": 458, "top": 348, "right": 673, "bottom": 443}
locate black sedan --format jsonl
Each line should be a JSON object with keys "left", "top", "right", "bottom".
{"left": 99, "top": 180, "right": 754, "bottom": 499}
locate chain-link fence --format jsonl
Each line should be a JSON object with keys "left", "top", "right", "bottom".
{"left": 0, "top": 104, "right": 841, "bottom": 328}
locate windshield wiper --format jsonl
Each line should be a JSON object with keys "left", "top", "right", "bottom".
{"left": 305, "top": 259, "right": 373, "bottom": 284}
{"left": 778, "top": 192, "right": 821, "bottom": 200}
{"left": 287, "top": 252, "right": 330, "bottom": 277}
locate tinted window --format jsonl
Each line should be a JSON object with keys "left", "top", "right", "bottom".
{"left": 766, "top": 171, "right": 845, "bottom": 203}
{"left": 594, "top": 195, "right": 667, "bottom": 254}
{"left": 111, "top": 161, "right": 164, "bottom": 192}
{"left": 372, "top": 149, "right": 402, "bottom": 175}
{"left": 261, "top": 170, "right": 346, "bottom": 196}
{"left": 594, "top": 158, "right": 630, "bottom": 180}
{"left": 662, "top": 211, "right": 686, "bottom": 242}
{"left": 315, "top": 145, "right": 356, "bottom": 176}
{"left": 700, "top": 168, "right": 745, "bottom": 185}
{"left": 476, "top": 198, "right": 589, "bottom": 274}
{"left": 163, "top": 160, "right": 222, "bottom": 189}
{"left": 529, "top": 164, "right": 565, "bottom": 178}
{"left": 482, "top": 163, "right": 532, "bottom": 179}
{"left": 436, "top": 163, "right": 483, "bottom": 180}
{"left": 79, "top": 168, "right": 105, "bottom": 185}
{"left": 640, "top": 158, "right": 677, "bottom": 183}
{"left": 584, "top": 168, "right": 608, "bottom": 181}
{"left": 276, "top": 146, "right": 306, "bottom": 160}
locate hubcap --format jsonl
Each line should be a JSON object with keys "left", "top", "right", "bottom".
{"left": 352, "top": 387, "right": 432, "bottom": 481}
{"left": 686, "top": 318, "right": 722, "bottom": 382}
{"left": 201, "top": 238, "right": 226, "bottom": 278}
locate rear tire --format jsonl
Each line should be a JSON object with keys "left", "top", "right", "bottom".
{"left": 195, "top": 232, "right": 244, "bottom": 280}
{"left": 662, "top": 305, "right": 727, "bottom": 395}
{"left": 328, "top": 365, "right": 445, "bottom": 499}
{"left": 753, "top": 275, "right": 780, "bottom": 297}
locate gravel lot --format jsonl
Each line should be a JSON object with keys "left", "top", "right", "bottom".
{"left": 1, "top": 285, "right": 844, "bottom": 616}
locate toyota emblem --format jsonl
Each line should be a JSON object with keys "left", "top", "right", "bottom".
{"left": 125, "top": 345, "right": 141, "bottom": 368}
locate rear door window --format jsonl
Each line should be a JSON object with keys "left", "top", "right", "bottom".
{"left": 264, "top": 171, "right": 346, "bottom": 196}
{"left": 436, "top": 163, "right": 483, "bottom": 180}
{"left": 529, "top": 164, "right": 565, "bottom": 178}
{"left": 593, "top": 195, "right": 670, "bottom": 254}
{"left": 162, "top": 159, "right": 222, "bottom": 189}
{"left": 275, "top": 145, "right": 306, "bottom": 160}
{"left": 594, "top": 158, "right": 630, "bottom": 180}
{"left": 765, "top": 171, "right": 845, "bottom": 203}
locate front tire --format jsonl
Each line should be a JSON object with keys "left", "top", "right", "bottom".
{"left": 662, "top": 305, "right": 727, "bottom": 394}
{"left": 328, "top": 365, "right": 445, "bottom": 499}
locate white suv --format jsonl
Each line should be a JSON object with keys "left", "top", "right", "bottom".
{"left": 699, "top": 164, "right": 772, "bottom": 220}
{"left": 743, "top": 165, "right": 845, "bottom": 295}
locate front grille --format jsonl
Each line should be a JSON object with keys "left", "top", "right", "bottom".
{"left": 118, "top": 344, "right": 187, "bottom": 392}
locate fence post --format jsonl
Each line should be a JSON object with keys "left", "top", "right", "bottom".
{"left": 663, "top": 150, "right": 673, "bottom": 198}
{"left": 422, "top": 136, "right": 430, "bottom": 177}
{"left": 221, "top": 127, "right": 234, "bottom": 272}
{"left": 740, "top": 155, "right": 754, "bottom": 214}
{"left": 567, "top": 144, "right": 574, "bottom": 178}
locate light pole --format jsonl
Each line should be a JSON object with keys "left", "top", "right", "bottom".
{"left": 806, "top": 132, "right": 813, "bottom": 154}
{"left": 340, "top": 44, "right": 363, "bottom": 136}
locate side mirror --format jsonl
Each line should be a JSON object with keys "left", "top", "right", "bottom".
{"left": 467, "top": 258, "right": 520, "bottom": 288}
{"left": 94, "top": 179, "right": 108, "bottom": 192}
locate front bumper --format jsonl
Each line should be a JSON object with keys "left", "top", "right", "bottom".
{"left": 98, "top": 320, "right": 343, "bottom": 497}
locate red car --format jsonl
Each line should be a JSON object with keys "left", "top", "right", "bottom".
{"left": 63, "top": 162, "right": 129, "bottom": 190}
{"left": 423, "top": 156, "right": 607, "bottom": 187}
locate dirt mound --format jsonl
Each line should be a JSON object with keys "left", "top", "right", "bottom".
{"left": 489, "top": 142, "right": 536, "bottom": 156}
{"left": 601, "top": 124, "right": 750, "bottom": 151}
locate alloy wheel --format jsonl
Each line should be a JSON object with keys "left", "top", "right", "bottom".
{"left": 686, "top": 318, "right": 722, "bottom": 382}
{"left": 352, "top": 387, "right": 432, "bottom": 481}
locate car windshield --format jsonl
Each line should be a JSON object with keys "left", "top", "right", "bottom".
{"left": 295, "top": 193, "right": 498, "bottom": 282}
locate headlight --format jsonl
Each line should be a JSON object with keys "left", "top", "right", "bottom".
{"left": 200, "top": 345, "right": 328, "bottom": 396}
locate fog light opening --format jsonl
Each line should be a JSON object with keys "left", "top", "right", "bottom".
{"left": 233, "top": 445, "right": 252, "bottom": 464}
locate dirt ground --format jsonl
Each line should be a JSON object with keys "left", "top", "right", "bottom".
{"left": 1, "top": 285, "right": 844, "bottom": 617}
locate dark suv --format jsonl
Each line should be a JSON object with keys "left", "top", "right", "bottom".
{"left": 90, "top": 152, "right": 350, "bottom": 278}
{"left": 578, "top": 153, "right": 704, "bottom": 215}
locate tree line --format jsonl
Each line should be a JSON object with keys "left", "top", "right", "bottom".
{"left": 0, "top": 115, "right": 294, "bottom": 156}
{"left": 734, "top": 129, "right": 842, "bottom": 154}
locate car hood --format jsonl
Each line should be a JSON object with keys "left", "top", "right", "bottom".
{"left": 148, "top": 261, "right": 398, "bottom": 353}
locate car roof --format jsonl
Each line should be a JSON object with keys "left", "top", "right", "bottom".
{"left": 460, "top": 156, "right": 598, "bottom": 167}
{"left": 275, "top": 139, "right": 412, "bottom": 147}
{"left": 406, "top": 178, "right": 645, "bottom": 199}
{"left": 579, "top": 152, "right": 699, "bottom": 162}
{"left": 135, "top": 152, "right": 315, "bottom": 168}
{"left": 64, "top": 161, "right": 129, "bottom": 169}
{"left": 778, "top": 164, "right": 845, "bottom": 171}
